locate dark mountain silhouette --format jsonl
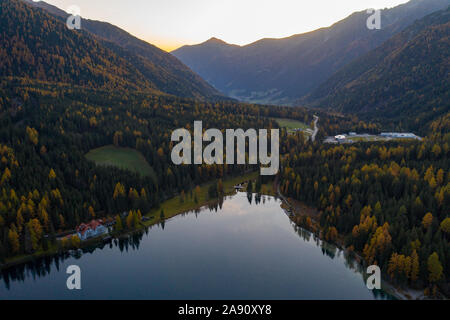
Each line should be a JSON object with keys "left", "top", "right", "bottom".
{"left": 303, "top": 7, "right": 450, "bottom": 131}
{"left": 4, "top": 0, "right": 227, "bottom": 100}
{"left": 172, "top": 0, "right": 450, "bottom": 105}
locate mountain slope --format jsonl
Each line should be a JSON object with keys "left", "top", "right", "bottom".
{"left": 303, "top": 7, "right": 450, "bottom": 131}
{"left": 172, "top": 0, "right": 450, "bottom": 105}
{"left": 1, "top": 0, "right": 225, "bottom": 100}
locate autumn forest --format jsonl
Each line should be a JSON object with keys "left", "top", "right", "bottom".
{"left": 0, "top": 0, "right": 449, "bottom": 300}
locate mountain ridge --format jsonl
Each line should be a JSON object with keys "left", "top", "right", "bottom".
{"left": 302, "top": 6, "right": 450, "bottom": 131}
{"left": 172, "top": 0, "right": 450, "bottom": 105}
{"left": 19, "top": 0, "right": 227, "bottom": 101}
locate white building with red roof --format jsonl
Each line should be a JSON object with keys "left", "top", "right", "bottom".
{"left": 76, "top": 219, "right": 108, "bottom": 241}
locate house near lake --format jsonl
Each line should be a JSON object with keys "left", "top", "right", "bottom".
{"left": 76, "top": 219, "right": 108, "bottom": 241}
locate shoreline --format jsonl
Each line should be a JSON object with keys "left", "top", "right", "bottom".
{"left": 0, "top": 171, "right": 258, "bottom": 271}
{"left": 1, "top": 175, "right": 440, "bottom": 300}
{"left": 275, "top": 184, "right": 436, "bottom": 300}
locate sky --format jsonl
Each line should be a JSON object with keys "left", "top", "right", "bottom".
{"left": 43, "top": 0, "right": 411, "bottom": 51}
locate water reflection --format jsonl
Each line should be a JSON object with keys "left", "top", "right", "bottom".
{"left": 0, "top": 198, "right": 232, "bottom": 289}
{"left": 290, "top": 216, "right": 391, "bottom": 299}
{"left": 0, "top": 192, "right": 394, "bottom": 299}
{"left": 1, "top": 232, "right": 142, "bottom": 290}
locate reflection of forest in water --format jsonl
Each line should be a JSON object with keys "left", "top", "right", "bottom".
{"left": 0, "top": 192, "right": 393, "bottom": 299}
{"left": 0, "top": 195, "right": 231, "bottom": 289}
{"left": 292, "top": 220, "right": 393, "bottom": 300}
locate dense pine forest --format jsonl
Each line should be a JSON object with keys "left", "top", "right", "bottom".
{"left": 0, "top": 0, "right": 448, "bottom": 299}
{"left": 278, "top": 125, "right": 450, "bottom": 296}
{"left": 0, "top": 0, "right": 313, "bottom": 265}
{"left": 0, "top": 77, "right": 290, "bottom": 258}
{"left": 0, "top": 76, "right": 320, "bottom": 260}
{"left": 1, "top": 75, "right": 448, "bottom": 296}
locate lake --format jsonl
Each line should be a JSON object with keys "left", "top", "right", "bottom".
{"left": 0, "top": 192, "right": 393, "bottom": 299}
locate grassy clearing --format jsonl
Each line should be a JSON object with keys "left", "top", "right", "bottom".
{"left": 344, "top": 135, "right": 386, "bottom": 142}
{"left": 142, "top": 171, "right": 259, "bottom": 226}
{"left": 85, "top": 145, "right": 156, "bottom": 178}
{"left": 272, "top": 117, "right": 310, "bottom": 133}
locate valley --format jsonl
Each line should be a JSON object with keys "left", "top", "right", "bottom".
{"left": 0, "top": 0, "right": 448, "bottom": 301}
{"left": 172, "top": 0, "right": 450, "bottom": 106}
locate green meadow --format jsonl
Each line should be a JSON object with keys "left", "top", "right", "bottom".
{"left": 272, "top": 118, "right": 310, "bottom": 133}
{"left": 85, "top": 145, "right": 156, "bottom": 178}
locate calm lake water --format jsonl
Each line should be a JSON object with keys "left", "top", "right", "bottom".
{"left": 0, "top": 192, "right": 393, "bottom": 299}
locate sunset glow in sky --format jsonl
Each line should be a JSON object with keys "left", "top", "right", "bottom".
{"left": 44, "top": 0, "right": 410, "bottom": 51}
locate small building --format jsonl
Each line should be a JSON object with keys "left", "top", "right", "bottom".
{"left": 349, "top": 132, "right": 357, "bottom": 136}
{"left": 335, "top": 135, "right": 346, "bottom": 141}
{"left": 380, "top": 132, "right": 421, "bottom": 140}
{"left": 76, "top": 219, "right": 108, "bottom": 241}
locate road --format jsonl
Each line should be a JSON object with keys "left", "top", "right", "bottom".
{"left": 311, "top": 115, "right": 319, "bottom": 142}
